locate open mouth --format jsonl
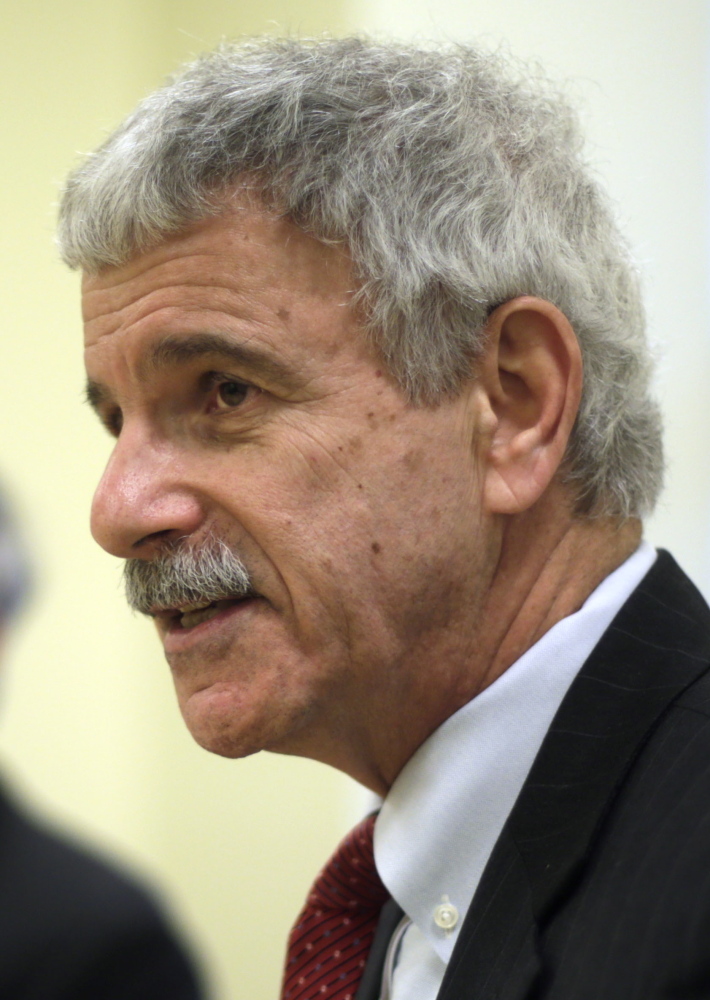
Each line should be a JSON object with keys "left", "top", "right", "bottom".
{"left": 155, "top": 596, "right": 254, "bottom": 631}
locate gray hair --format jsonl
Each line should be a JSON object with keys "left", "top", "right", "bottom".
{"left": 0, "top": 485, "right": 31, "bottom": 624}
{"left": 58, "top": 37, "right": 663, "bottom": 517}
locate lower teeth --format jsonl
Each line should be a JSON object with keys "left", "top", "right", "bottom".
{"left": 180, "top": 605, "right": 222, "bottom": 629}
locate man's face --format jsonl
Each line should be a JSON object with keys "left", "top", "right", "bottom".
{"left": 83, "top": 203, "right": 497, "bottom": 789}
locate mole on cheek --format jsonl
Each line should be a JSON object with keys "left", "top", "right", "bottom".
{"left": 277, "top": 308, "right": 290, "bottom": 321}
{"left": 371, "top": 541, "right": 381, "bottom": 554}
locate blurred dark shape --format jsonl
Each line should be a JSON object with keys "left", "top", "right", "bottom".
{"left": 0, "top": 487, "right": 31, "bottom": 624}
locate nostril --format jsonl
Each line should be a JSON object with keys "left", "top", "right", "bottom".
{"left": 132, "top": 527, "right": 182, "bottom": 552}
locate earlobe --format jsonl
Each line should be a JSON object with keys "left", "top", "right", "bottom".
{"left": 479, "top": 297, "right": 583, "bottom": 515}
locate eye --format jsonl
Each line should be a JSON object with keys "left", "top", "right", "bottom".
{"left": 203, "top": 371, "right": 262, "bottom": 415}
{"left": 216, "top": 380, "right": 249, "bottom": 408}
{"left": 206, "top": 373, "right": 259, "bottom": 414}
{"left": 101, "top": 407, "right": 123, "bottom": 437}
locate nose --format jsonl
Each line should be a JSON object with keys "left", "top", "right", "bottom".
{"left": 90, "top": 426, "right": 205, "bottom": 559}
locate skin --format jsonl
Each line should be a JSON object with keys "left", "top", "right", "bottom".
{"left": 83, "top": 199, "right": 641, "bottom": 796}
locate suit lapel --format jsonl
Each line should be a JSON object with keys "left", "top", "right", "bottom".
{"left": 438, "top": 551, "right": 710, "bottom": 1000}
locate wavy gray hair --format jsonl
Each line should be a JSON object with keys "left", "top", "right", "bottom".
{"left": 58, "top": 37, "right": 663, "bottom": 517}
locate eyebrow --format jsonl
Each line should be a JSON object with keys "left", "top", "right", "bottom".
{"left": 142, "top": 332, "right": 301, "bottom": 385}
{"left": 85, "top": 331, "right": 304, "bottom": 414}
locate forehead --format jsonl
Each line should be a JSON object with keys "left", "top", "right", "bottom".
{"left": 81, "top": 202, "right": 359, "bottom": 364}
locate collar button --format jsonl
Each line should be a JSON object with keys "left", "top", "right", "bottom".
{"left": 433, "top": 895, "right": 459, "bottom": 931}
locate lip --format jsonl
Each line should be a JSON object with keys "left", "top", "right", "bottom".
{"left": 159, "top": 596, "right": 261, "bottom": 654}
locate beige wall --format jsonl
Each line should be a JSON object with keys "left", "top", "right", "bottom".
{"left": 0, "top": 2, "right": 707, "bottom": 999}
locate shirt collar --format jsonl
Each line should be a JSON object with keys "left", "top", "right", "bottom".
{"left": 374, "top": 541, "right": 657, "bottom": 963}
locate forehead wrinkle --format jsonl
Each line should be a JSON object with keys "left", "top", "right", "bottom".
{"left": 137, "top": 331, "right": 304, "bottom": 391}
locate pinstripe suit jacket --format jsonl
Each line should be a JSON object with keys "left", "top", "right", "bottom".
{"left": 357, "top": 550, "right": 710, "bottom": 1000}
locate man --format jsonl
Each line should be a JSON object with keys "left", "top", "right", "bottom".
{"left": 0, "top": 486, "right": 205, "bottom": 998}
{"left": 58, "top": 38, "right": 710, "bottom": 999}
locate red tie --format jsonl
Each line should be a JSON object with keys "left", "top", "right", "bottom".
{"left": 281, "top": 813, "right": 390, "bottom": 1000}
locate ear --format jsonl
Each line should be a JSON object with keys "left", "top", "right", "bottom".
{"left": 477, "top": 296, "right": 583, "bottom": 515}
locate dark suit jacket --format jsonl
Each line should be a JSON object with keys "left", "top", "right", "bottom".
{"left": 358, "top": 550, "right": 710, "bottom": 1000}
{"left": 0, "top": 787, "right": 204, "bottom": 999}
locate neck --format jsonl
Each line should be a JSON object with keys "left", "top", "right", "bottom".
{"left": 473, "top": 502, "right": 643, "bottom": 696}
{"left": 377, "top": 500, "right": 641, "bottom": 792}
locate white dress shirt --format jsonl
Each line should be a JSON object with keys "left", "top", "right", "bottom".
{"left": 374, "top": 542, "right": 657, "bottom": 1000}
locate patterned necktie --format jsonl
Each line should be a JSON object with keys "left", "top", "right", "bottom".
{"left": 281, "top": 813, "right": 390, "bottom": 1000}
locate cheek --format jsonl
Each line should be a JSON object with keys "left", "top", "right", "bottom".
{"left": 200, "top": 448, "right": 375, "bottom": 635}
{"left": 243, "top": 430, "right": 474, "bottom": 571}
{"left": 207, "top": 418, "right": 481, "bottom": 612}
{"left": 219, "top": 434, "right": 374, "bottom": 542}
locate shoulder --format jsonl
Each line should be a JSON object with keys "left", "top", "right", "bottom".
{"left": 540, "top": 582, "right": 710, "bottom": 999}
{"left": 0, "top": 793, "right": 160, "bottom": 928}
{"left": 0, "top": 792, "right": 204, "bottom": 999}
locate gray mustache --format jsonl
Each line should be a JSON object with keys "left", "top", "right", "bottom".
{"left": 123, "top": 536, "right": 253, "bottom": 615}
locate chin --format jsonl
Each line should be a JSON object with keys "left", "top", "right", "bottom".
{"left": 177, "top": 677, "right": 311, "bottom": 760}
{"left": 192, "top": 728, "right": 261, "bottom": 760}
